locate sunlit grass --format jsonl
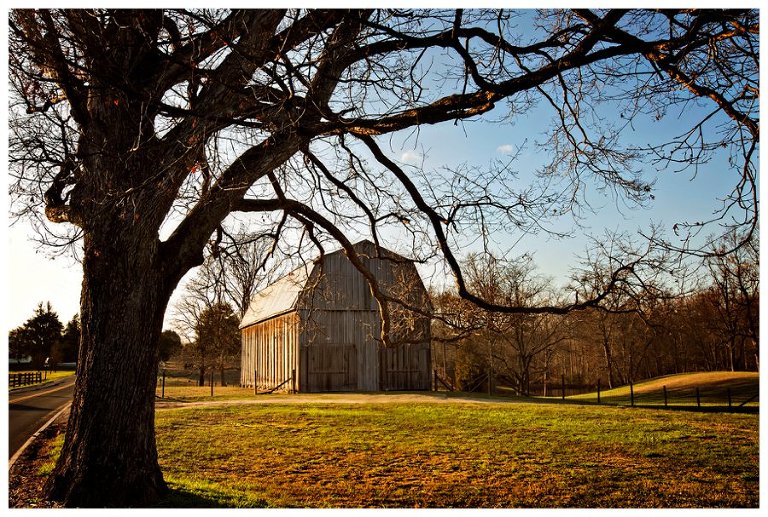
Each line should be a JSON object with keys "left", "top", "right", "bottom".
{"left": 36, "top": 433, "right": 65, "bottom": 477}
{"left": 153, "top": 399, "right": 758, "bottom": 508}
{"left": 567, "top": 371, "right": 759, "bottom": 408}
{"left": 156, "top": 384, "right": 256, "bottom": 401}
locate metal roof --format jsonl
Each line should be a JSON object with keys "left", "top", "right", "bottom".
{"left": 238, "top": 240, "right": 415, "bottom": 329}
{"left": 238, "top": 264, "right": 311, "bottom": 329}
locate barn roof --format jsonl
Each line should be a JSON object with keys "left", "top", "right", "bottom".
{"left": 239, "top": 264, "right": 311, "bottom": 329}
{"left": 238, "top": 240, "right": 416, "bottom": 329}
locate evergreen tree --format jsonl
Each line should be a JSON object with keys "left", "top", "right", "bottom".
{"left": 158, "top": 330, "right": 182, "bottom": 363}
{"left": 10, "top": 302, "right": 64, "bottom": 369}
{"left": 194, "top": 303, "right": 241, "bottom": 387}
{"left": 56, "top": 315, "right": 81, "bottom": 364}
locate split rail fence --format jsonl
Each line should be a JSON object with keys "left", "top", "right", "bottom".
{"left": 9, "top": 371, "right": 43, "bottom": 388}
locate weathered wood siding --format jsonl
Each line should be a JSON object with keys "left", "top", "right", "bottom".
{"left": 241, "top": 240, "right": 432, "bottom": 393}
{"left": 240, "top": 311, "right": 299, "bottom": 392}
{"left": 379, "top": 344, "right": 431, "bottom": 391}
{"left": 300, "top": 309, "right": 381, "bottom": 392}
{"left": 297, "top": 241, "right": 432, "bottom": 392}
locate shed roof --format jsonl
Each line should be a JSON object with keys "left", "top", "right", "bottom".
{"left": 239, "top": 264, "right": 311, "bottom": 329}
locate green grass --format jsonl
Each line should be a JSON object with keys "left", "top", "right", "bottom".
{"left": 156, "top": 384, "right": 256, "bottom": 401}
{"left": 36, "top": 433, "right": 65, "bottom": 477}
{"left": 151, "top": 398, "right": 758, "bottom": 508}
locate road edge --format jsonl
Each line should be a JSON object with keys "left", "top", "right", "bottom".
{"left": 9, "top": 402, "right": 71, "bottom": 469}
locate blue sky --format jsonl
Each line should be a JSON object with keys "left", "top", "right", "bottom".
{"left": 4, "top": 7, "right": 757, "bottom": 329}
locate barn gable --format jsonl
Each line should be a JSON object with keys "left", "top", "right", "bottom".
{"left": 240, "top": 241, "right": 432, "bottom": 392}
{"left": 239, "top": 265, "right": 310, "bottom": 329}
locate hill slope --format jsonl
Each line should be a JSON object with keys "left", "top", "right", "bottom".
{"left": 569, "top": 371, "right": 758, "bottom": 406}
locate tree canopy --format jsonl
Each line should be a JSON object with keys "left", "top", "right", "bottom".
{"left": 9, "top": 9, "right": 758, "bottom": 315}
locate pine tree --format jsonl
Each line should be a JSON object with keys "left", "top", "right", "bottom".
{"left": 10, "top": 302, "right": 64, "bottom": 369}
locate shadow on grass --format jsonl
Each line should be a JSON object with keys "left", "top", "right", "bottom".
{"left": 153, "top": 484, "right": 269, "bottom": 508}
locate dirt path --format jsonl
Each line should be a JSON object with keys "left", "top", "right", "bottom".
{"left": 153, "top": 391, "right": 539, "bottom": 409}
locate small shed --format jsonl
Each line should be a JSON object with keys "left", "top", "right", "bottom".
{"left": 240, "top": 240, "right": 432, "bottom": 392}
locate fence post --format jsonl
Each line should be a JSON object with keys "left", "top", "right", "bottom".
{"left": 488, "top": 368, "right": 492, "bottom": 397}
{"left": 696, "top": 387, "right": 700, "bottom": 407}
{"left": 727, "top": 388, "right": 732, "bottom": 409}
{"left": 434, "top": 369, "right": 438, "bottom": 391}
{"left": 597, "top": 379, "right": 601, "bottom": 404}
{"left": 630, "top": 381, "right": 634, "bottom": 407}
{"left": 161, "top": 369, "right": 166, "bottom": 399}
{"left": 254, "top": 369, "right": 258, "bottom": 395}
{"left": 561, "top": 374, "right": 565, "bottom": 401}
{"left": 210, "top": 370, "right": 214, "bottom": 397}
{"left": 292, "top": 368, "right": 296, "bottom": 393}
{"left": 663, "top": 385, "right": 667, "bottom": 407}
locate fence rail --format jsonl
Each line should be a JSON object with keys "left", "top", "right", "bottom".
{"left": 156, "top": 367, "right": 270, "bottom": 399}
{"left": 578, "top": 382, "right": 759, "bottom": 412}
{"left": 9, "top": 371, "right": 43, "bottom": 388}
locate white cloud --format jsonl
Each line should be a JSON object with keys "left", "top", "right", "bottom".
{"left": 497, "top": 144, "right": 515, "bottom": 155}
{"left": 400, "top": 150, "right": 422, "bottom": 164}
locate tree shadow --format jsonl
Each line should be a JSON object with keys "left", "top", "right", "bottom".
{"left": 152, "top": 486, "right": 268, "bottom": 508}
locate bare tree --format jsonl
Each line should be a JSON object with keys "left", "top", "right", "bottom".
{"left": 8, "top": 9, "right": 758, "bottom": 506}
{"left": 704, "top": 229, "right": 759, "bottom": 371}
{"left": 462, "top": 253, "right": 571, "bottom": 395}
{"left": 210, "top": 226, "right": 283, "bottom": 318}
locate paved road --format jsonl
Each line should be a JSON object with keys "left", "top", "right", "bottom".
{"left": 8, "top": 376, "right": 76, "bottom": 459}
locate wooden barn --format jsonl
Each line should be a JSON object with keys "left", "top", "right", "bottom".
{"left": 240, "top": 240, "right": 432, "bottom": 392}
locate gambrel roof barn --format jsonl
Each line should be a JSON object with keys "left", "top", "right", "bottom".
{"left": 240, "top": 240, "right": 432, "bottom": 392}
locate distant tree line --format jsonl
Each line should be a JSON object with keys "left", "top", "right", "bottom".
{"left": 8, "top": 303, "right": 78, "bottom": 369}
{"left": 172, "top": 234, "right": 265, "bottom": 387}
{"left": 432, "top": 230, "right": 759, "bottom": 394}
{"left": 9, "top": 302, "right": 183, "bottom": 371}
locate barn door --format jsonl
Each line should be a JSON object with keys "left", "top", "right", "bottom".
{"left": 305, "top": 345, "right": 357, "bottom": 392}
{"left": 379, "top": 345, "right": 429, "bottom": 391}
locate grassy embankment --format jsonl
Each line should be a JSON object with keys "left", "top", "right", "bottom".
{"left": 567, "top": 371, "right": 759, "bottom": 408}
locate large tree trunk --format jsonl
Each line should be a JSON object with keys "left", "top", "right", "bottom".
{"left": 44, "top": 229, "right": 171, "bottom": 507}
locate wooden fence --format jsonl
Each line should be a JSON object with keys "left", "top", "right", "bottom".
{"left": 592, "top": 382, "right": 759, "bottom": 411}
{"left": 9, "top": 371, "right": 43, "bottom": 388}
{"left": 155, "top": 367, "right": 254, "bottom": 399}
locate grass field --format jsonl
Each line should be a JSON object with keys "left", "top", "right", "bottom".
{"left": 31, "top": 372, "right": 758, "bottom": 508}
{"left": 138, "top": 397, "right": 758, "bottom": 508}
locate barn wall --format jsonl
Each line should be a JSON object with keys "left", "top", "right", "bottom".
{"left": 378, "top": 342, "right": 431, "bottom": 391}
{"left": 300, "top": 309, "right": 380, "bottom": 392}
{"left": 240, "top": 311, "right": 299, "bottom": 392}
{"left": 294, "top": 243, "right": 432, "bottom": 392}
{"left": 241, "top": 241, "right": 432, "bottom": 393}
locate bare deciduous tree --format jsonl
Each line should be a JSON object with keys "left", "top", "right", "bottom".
{"left": 704, "top": 229, "right": 760, "bottom": 371}
{"left": 8, "top": 9, "right": 758, "bottom": 506}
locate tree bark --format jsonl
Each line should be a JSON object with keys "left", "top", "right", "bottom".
{"left": 44, "top": 228, "right": 170, "bottom": 507}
